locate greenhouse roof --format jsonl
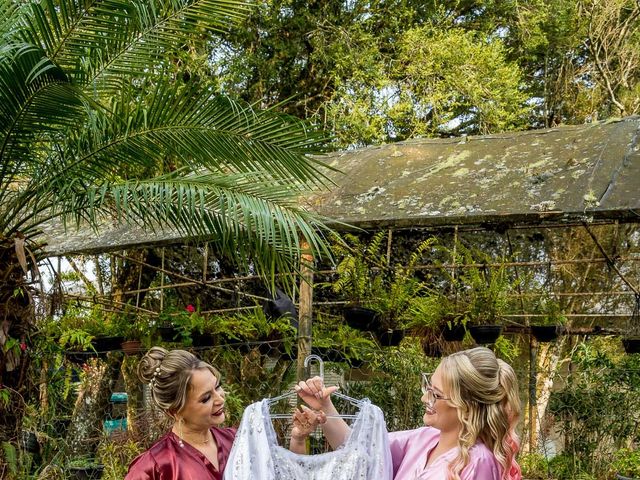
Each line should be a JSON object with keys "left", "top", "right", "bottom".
{"left": 42, "top": 116, "right": 640, "bottom": 255}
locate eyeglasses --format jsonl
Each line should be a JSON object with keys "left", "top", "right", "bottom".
{"left": 421, "top": 372, "right": 451, "bottom": 408}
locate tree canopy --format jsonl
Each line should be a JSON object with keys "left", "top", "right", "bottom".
{"left": 211, "top": 0, "right": 640, "bottom": 147}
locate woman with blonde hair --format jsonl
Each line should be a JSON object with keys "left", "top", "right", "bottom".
{"left": 125, "top": 347, "right": 234, "bottom": 480}
{"left": 293, "top": 346, "right": 522, "bottom": 480}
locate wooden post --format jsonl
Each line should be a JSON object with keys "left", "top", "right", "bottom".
{"left": 297, "top": 242, "right": 314, "bottom": 382}
{"left": 529, "top": 336, "right": 538, "bottom": 453}
{"left": 160, "top": 248, "right": 165, "bottom": 311}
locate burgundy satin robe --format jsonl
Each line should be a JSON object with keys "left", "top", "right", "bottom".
{"left": 125, "top": 426, "right": 236, "bottom": 480}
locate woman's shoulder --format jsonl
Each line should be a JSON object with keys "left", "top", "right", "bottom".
{"left": 212, "top": 425, "right": 237, "bottom": 439}
{"left": 461, "top": 442, "right": 501, "bottom": 479}
{"left": 388, "top": 426, "right": 437, "bottom": 443}
{"left": 388, "top": 426, "right": 439, "bottom": 454}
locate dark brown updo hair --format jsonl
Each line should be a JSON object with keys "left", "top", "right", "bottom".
{"left": 138, "top": 347, "right": 220, "bottom": 415}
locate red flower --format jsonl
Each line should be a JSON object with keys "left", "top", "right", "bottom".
{"left": 185, "top": 304, "right": 195, "bottom": 313}
{"left": 19, "top": 342, "right": 27, "bottom": 351}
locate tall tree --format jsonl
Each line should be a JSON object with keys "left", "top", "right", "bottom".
{"left": 0, "top": 0, "right": 335, "bottom": 436}
{"left": 213, "top": 0, "right": 640, "bottom": 145}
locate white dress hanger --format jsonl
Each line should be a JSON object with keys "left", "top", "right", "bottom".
{"left": 267, "top": 354, "right": 362, "bottom": 419}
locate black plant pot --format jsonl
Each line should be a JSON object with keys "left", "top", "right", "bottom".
{"left": 469, "top": 325, "right": 503, "bottom": 344}
{"left": 530, "top": 325, "right": 559, "bottom": 342}
{"left": 441, "top": 324, "right": 466, "bottom": 342}
{"left": 616, "top": 474, "right": 640, "bottom": 480}
{"left": 343, "top": 306, "right": 378, "bottom": 331}
{"left": 622, "top": 337, "right": 640, "bottom": 354}
{"left": 376, "top": 329, "right": 406, "bottom": 347}
{"left": 157, "top": 326, "right": 179, "bottom": 342}
{"left": 21, "top": 431, "right": 39, "bottom": 454}
{"left": 191, "top": 333, "right": 215, "bottom": 347}
{"left": 91, "top": 336, "right": 125, "bottom": 353}
{"left": 67, "top": 465, "right": 104, "bottom": 480}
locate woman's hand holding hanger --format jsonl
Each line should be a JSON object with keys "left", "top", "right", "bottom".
{"left": 295, "top": 376, "right": 351, "bottom": 449}
{"left": 294, "top": 376, "right": 339, "bottom": 412}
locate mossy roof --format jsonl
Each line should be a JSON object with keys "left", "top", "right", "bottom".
{"left": 42, "top": 117, "right": 640, "bottom": 255}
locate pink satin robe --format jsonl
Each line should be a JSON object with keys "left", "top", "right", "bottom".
{"left": 125, "top": 426, "right": 236, "bottom": 480}
{"left": 389, "top": 427, "right": 522, "bottom": 480}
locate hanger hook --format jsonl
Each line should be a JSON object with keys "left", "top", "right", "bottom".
{"left": 304, "top": 354, "right": 324, "bottom": 380}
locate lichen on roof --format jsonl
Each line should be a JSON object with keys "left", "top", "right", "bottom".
{"left": 41, "top": 117, "right": 640, "bottom": 255}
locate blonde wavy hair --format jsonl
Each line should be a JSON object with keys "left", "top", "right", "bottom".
{"left": 138, "top": 346, "right": 220, "bottom": 417}
{"left": 439, "top": 347, "right": 521, "bottom": 480}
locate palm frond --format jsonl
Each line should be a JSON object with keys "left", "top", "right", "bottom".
{"left": 43, "top": 85, "right": 333, "bottom": 189}
{"left": 32, "top": 172, "right": 333, "bottom": 286}
{"left": 0, "top": 42, "right": 91, "bottom": 207}
{"left": 10, "top": 0, "right": 249, "bottom": 92}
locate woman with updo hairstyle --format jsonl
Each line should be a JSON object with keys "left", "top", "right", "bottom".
{"left": 293, "top": 347, "right": 522, "bottom": 480}
{"left": 125, "top": 347, "right": 235, "bottom": 480}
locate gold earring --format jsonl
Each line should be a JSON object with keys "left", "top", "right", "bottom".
{"left": 177, "top": 417, "right": 184, "bottom": 448}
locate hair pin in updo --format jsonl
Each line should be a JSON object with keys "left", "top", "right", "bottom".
{"left": 149, "top": 367, "right": 162, "bottom": 389}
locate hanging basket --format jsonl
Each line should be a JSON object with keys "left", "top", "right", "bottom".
{"left": 441, "top": 323, "right": 466, "bottom": 342}
{"left": 376, "top": 329, "right": 406, "bottom": 347}
{"left": 530, "top": 325, "right": 560, "bottom": 343}
{"left": 91, "top": 336, "right": 125, "bottom": 353}
{"left": 469, "top": 325, "right": 503, "bottom": 344}
{"left": 157, "top": 326, "right": 179, "bottom": 342}
{"left": 191, "top": 333, "right": 215, "bottom": 347}
{"left": 622, "top": 338, "right": 640, "bottom": 354}
{"left": 342, "top": 306, "right": 378, "bottom": 330}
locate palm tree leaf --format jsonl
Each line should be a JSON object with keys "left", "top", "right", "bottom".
{"left": 10, "top": 0, "right": 249, "bottom": 92}
{"left": 35, "top": 86, "right": 335, "bottom": 194}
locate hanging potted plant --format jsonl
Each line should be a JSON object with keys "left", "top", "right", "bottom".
{"left": 530, "top": 295, "right": 566, "bottom": 343}
{"left": 236, "top": 307, "right": 297, "bottom": 358}
{"left": 622, "top": 295, "right": 640, "bottom": 354}
{"left": 329, "top": 232, "right": 388, "bottom": 330}
{"left": 114, "top": 314, "right": 146, "bottom": 355}
{"left": 365, "top": 237, "right": 436, "bottom": 346}
{"left": 312, "top": 314, "right": 377, "bottom": 367}
{"left": 460, "top": 249, "right": 514, "bottom": 345}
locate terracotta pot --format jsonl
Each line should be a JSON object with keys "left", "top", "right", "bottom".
{"left": 120, "top": 340, "right": 143, "bottom": 355}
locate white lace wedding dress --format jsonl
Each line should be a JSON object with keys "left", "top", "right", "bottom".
{"left": 223, "top": 399, "right": 392, "bottom": 480}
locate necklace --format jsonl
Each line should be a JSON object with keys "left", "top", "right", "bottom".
{"left": 174, "top": 427, "right": 212, "bottom": 447}
{"left": 185, "top": 431, "right": 211, "bottom": 445}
